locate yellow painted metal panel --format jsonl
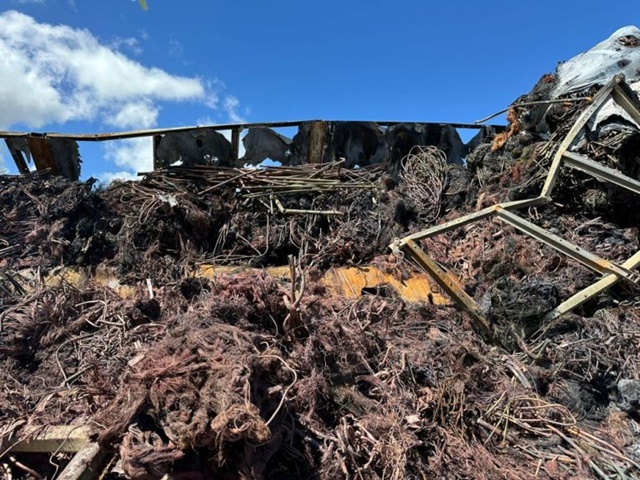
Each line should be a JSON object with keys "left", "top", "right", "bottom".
{"left": 24, "top": 264, "right": 448, "bottom": 304}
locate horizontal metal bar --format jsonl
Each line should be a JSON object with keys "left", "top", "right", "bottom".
{"left": 396, "top": 197, "right": 549, "bottom": 246}
{"left": 544, "top": 249, "right": 640, "bottom": 321}
{"left": 563, "top": 151, "right": 640, "bottom": 196}
{"left": 495, "top": 208, "right": 639, "bottom": 283}
{"left": 0, "top": 120, "right": 503, "bottom": 142}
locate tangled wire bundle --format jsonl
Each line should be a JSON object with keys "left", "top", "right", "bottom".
{"left": 400, "top": 146, "right": 449, "bottom": 222}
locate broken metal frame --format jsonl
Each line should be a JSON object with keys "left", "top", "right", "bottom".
{"left": 394, "top": 74, "right": 640, "bottom": 333}
{"left": 1, "top": 119, "right": 503, "bottom": 173}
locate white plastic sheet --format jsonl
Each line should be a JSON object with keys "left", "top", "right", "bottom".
{"left": 553, "top": 26, "right": 640, "bottom": 98}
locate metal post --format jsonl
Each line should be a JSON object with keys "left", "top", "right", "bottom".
{"left": 231, "top": 127, "right": 242, "bottom": 163}
{"left": 308, "top": 121, "right": 327, "bottom": 164}
{"left": 5, "top": 139, "right": 30, "bottom": 174}
{"left": 152, "top": 135, "right": 162, "bottom": 170}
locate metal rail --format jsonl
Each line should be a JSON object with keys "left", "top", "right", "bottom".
{"left": 394, "top": 74, "right": 640, "bottom": 332}
{"left": 0, "top": 119, "right": 500, "bottom": 142}
{"left": 3, "top": 118, "right": 506, "bottom": 176}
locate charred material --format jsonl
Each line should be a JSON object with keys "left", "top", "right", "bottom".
{"left": 4, "top": 136, "right": 82, "bottom": 180}
{"left": 325, "top": 121, "right": 383, "bottom": 168}
{"left": 372, "top": 123, "right": 466, "bottom": 175}
{"left": 242, "top": 127, "right": 292, "bottom": 165}
{"left": 155, "top": 129, "right": 234, "bottom": 167}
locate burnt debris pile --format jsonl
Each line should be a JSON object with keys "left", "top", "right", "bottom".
{"left": 4, "top": 27, "right": 640, "bottom": 480}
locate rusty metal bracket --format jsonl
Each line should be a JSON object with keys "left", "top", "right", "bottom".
{"left": 5, "top": 137, "right": 30, "bottom": 174}
{"left": 395, "top": 74, "right": 640, "bottom": 327}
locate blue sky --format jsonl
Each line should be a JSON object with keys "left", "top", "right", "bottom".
{"left": 0, "top": 0, "right": 639, "bottom": 180}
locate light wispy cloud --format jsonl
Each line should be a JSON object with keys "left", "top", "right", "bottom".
{"left": 223, "top": 95, "right": 245, "bottom": 123}
{"left": 168, "top": 35, "right": 184, "bottom": 58}
{"left": 110, "top": 36, "right": 143, "bottom": 56}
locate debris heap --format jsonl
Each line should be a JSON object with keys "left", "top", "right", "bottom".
{"left": 4, "top": 27, "right": 640, "bottom": 480}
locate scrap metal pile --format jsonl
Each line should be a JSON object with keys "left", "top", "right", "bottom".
{"left": 4, "top": 27, "right": 640, "bottom": 480}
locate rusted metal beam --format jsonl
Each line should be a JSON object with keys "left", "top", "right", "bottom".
{"left": 394, "top": 76, "right": 640, "bottom": 326}
{"left": 611, "top": 76, "right": 640, "bottom": 126}
{"left": 563, "top": 151, "right": 640, "bottom": 195}
{"left": 152, "top": 134, "right": 162, "bottom": 170}
{"left": 544, "top": 250, "right": 640, "bottom": 321}
{"left": 402, "top": 239, "right": 497, "bottom": 344}
{"left": 396, "top": 197, "right": 548, "bottom": 246}
{"left": 0, "top": 120, "right": 502, "bottom": 142}
{"left": 5, "top": 139, "right": 30, "bottom": 174}
{"left": 308, "top": 121, "right": 327, "bottom": 164}
{"left": 541, "top": 76, "right": 619, "bottom": 198}
{"left": 495, "top": 207, "right": 640, "bottom": 284}
{"left": 231, "top": 127, "right": 242, "bottom": 162}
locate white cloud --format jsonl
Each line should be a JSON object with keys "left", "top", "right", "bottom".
{"left": 0, "top": 11, "right": 247, "bottom": 181}
{"left": 0, "top": 11, "right": 207, "bottom": 129}
{"left": 97, "top": 170, "right": 139, "bottom": 184}
{"left": 106, "top": 101, "right": 159, "bottom": 129}
{"left": 104, "top": 137, "right": 153, "bottom": 174}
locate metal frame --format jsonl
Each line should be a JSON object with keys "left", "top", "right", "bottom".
{"left": 394, "top": 74, "right": 640, "bottom": 332}
{"left": 2, "top": 119, "right": 504, "bottom": 172}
